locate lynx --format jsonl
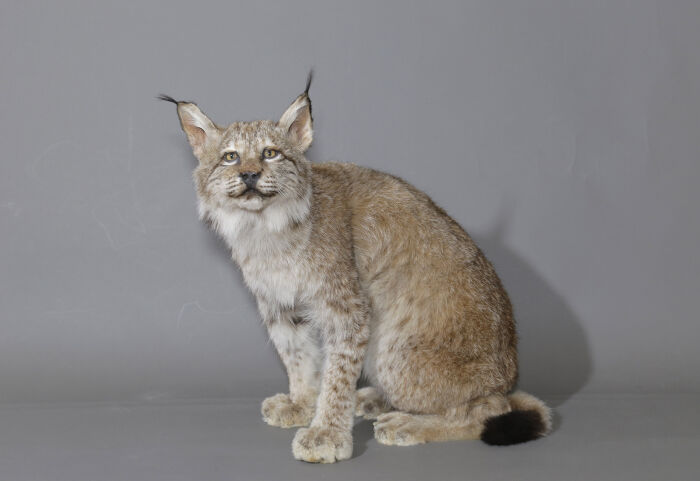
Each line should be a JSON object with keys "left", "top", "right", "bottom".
{"left": 159, "top": 73, "right": 551, "bottom": 463}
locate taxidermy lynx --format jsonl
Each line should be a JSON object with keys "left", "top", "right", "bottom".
{"left": 159, "top": 73, "right": 551, "bottom": 463}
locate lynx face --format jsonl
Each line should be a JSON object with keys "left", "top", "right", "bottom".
{"left": 194, "top": 120, "right": 311, "bottom": 212}
{"left": 161, "top": 74, "right": 314, "bottom": 214}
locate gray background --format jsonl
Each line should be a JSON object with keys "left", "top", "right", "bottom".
{"left": 1, "top": 0, "right": 699, "bottom": 407}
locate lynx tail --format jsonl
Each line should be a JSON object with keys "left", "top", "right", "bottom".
{"left": 480, "top": 391, "right": 552, "bottom": 446}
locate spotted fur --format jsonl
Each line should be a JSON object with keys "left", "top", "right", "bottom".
{"left": 161, "top": 76, "right": 551, "bottom": 463}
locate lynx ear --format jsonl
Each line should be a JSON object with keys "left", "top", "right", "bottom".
{"left": 278, "top": 72, "right": 313, "bottom": 152}
{"left": 158, "top": 94, "right": 219, "bottom": 158}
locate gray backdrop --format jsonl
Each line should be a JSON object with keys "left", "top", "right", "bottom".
{"left": 1, "top": 0, "right": 698, "bottom": 405}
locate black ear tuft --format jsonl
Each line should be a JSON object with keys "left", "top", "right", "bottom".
{"left": 481, "top": 409, "right": 547, "bottom": 446}
{"left": 156, "top": 94, "right": 197, "bottom": 105}
{"left": 304, "top": 69, "right": 314, "bottom": 96}
{"left": 156, "top": 94, "right": 179, "bottom": 104}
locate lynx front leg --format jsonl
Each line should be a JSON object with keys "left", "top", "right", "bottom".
{"left": 261, "top": 304, "right": 321, "bottom": 428}
{"left": 292, "top": 293, "right": 369, "bottom": 463}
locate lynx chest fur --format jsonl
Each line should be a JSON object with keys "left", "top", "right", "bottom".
{"left": 206, "top": 202, "right": 314, "bottom": 310}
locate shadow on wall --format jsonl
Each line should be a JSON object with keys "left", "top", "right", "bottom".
{"left": 472, "top": 212, "right": 592, "bottom": 407}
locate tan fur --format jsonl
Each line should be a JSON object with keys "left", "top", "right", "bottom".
{"left": 355, "top": 386, "right": 391, "bottom": 419}
{"left": 165, "top": 79, "right": 550, "bottom": 463}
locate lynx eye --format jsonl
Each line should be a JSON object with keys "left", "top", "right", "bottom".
{"left": 262, "top": 148, "right": 280, "bottom": 161}
{"left": 222, "top": 151, "right": 240, "bottom": 165}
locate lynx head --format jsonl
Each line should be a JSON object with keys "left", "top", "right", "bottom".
{"left": 160, "top": 73, "right": 314, "bottom": 222}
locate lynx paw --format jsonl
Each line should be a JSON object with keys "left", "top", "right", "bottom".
{"left": 355, "top": 387, "right": 391, "bottom": 420}
{"left": 292, "top": 426, "right": 353, "bottom": 463}
{"left": 261, "top": 393, "right": 314, "bottom": 428}
{"left": 374, "top": 412, "right": 428, "bottom": 446}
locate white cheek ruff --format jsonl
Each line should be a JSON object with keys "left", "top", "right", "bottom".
{"left": 197, "top": 189, "right": 314, "bottom": 307}
{"left": 198, "top": 186, "right": 311, "bottom": 250}
{"left": 262, "top": 190, "right": 311, "bottom": 232}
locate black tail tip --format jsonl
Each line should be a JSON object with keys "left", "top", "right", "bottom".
{"left": 481, "top": 409, "right": 547, "bottom": 446}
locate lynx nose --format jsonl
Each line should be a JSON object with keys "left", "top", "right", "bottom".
{"left": 240, "top": 171, "right": 261, "bottom": 189}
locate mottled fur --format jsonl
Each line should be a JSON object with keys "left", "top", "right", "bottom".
{"left": 162, "top": 76, "right": 551, "bottom": 463}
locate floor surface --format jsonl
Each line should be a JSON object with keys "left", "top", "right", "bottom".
{"left": 0, "top": 394, "right": 697, "bottom": 481}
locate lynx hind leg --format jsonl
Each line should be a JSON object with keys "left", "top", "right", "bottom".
{"left": 355, "top": 387, "right": 392, "bottom": 419}
{"left": 374, "top": 394, "right": 509, "bottom": 446}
